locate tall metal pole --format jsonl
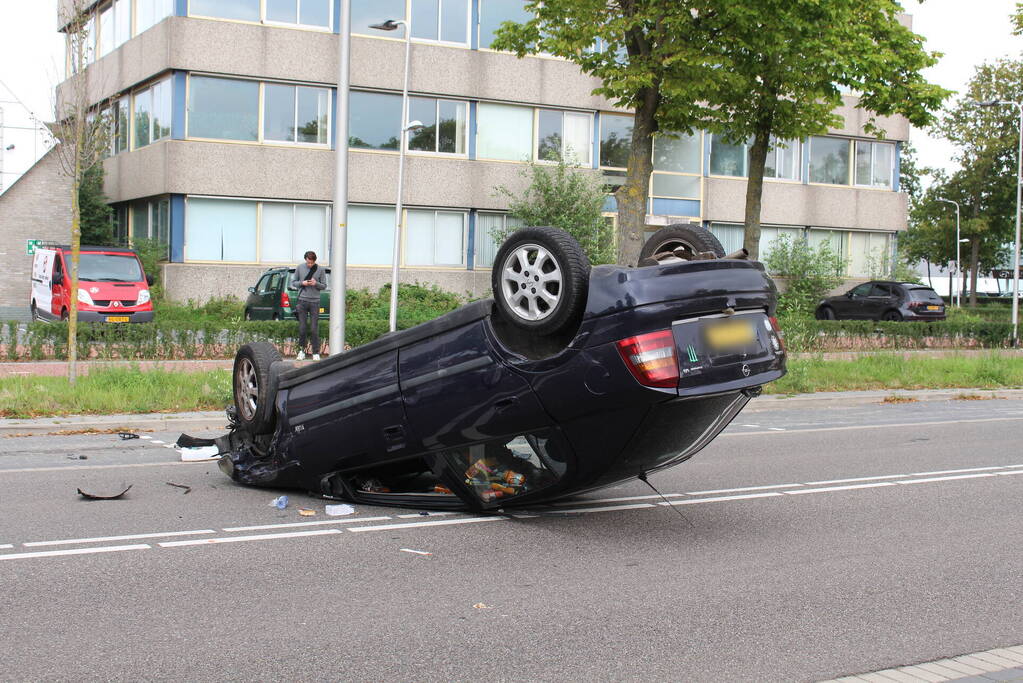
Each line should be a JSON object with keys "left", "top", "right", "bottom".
{"left": 1012, "top": 102, "right": 1022, "bottom": 346}
{"left": 937, "top": 198, "right": 960, "bottom": 307}
{"left": 0, "top": 106, "right": 5, "bottom": 194}
{"left": 388, "top": 19, "right": 411, "bottom": 333}
{"left": 329, "top": 0, "right": 352, "bottom": 356}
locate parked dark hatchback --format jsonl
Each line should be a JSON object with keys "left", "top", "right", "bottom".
{"left": 196, "top": 225, "right": 786, "bottom": 512}
{"left": 243, "top": 267, "right": 331, "bottom": 321}
{"left": 816, "top": 281, "right": 946, "bottom": 321}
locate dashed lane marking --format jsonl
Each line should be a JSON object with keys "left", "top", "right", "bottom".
{"left": 721, "top": 415, "right": 1023, "bottom": 438}
{"left": 0, "top": 544, "right": 150, "bottom": 561}
{"left": 347, "top": 516, "right": 508, "bottom": 533}
{"left": 23, "top": 529, "right": 215, "bottom": 547}
{"left": 222, "top": 516, "right": 392, "bottom": 532}
{"left": 159, "top": 529, "right": 341, "bottom": 547}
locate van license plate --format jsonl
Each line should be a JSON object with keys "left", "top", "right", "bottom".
{"left": 106, "top": 316, "right": 130, "bottom": 323}
{"left": 704, "top": 318, "right": 755, "bottom": 350}
{"left": 927, "top": 305, "right": 940, "bottom": 311}
{"left": 319, "top": 308, "right": 325, "bottom": 313}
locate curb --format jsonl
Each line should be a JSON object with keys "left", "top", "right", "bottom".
{"left": 747, "top": 387, "right": 1023, "bottom": 412}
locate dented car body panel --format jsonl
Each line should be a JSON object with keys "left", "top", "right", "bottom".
{"left": 218, "top": 257, "right": 785, "bottom": 511}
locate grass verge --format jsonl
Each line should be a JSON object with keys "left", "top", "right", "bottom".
{"left": 767, "top": 353, "right": 1023, "bottom": 395}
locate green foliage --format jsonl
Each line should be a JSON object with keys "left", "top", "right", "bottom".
{"left": 494, "top": 156, "right": 615, "bottom": 265}
{"left": 131, "top": 237, "right": 168, "bottom": 299}
{"left": 775, "top": 317, "right": 1017, "bottom": 353}
{"left": 763, "top": 235, "right": 847, "bottom": 317}
{"left": 79, "top": 164, "right": 114, "bottom": 246}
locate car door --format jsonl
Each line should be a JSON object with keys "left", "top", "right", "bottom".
{"left": 247, "top": 274, "right": 272, "bottom": 319}
{"left": 836, "top": 283, "right": 872, "bottom": 318}
{"left": 51, "top": 253, "right": 68, "bottom": 318}
{"left": 867, "top": 283, "right": 894, "bottom": 319}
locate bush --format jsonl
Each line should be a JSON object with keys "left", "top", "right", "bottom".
{"left": 764, "top": 235, "right": 847, "bottom": 318}
{"left": 775, "top": 317, "right": 1016, "bottom": 353}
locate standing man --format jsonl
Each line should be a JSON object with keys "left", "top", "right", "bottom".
{"left": 290, "top": 250, "right": 327, "bottom": 360}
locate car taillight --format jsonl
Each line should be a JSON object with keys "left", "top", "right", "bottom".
{"left": 616, "top": 329, "right": 679, "bottom": 388}
{"left": 769, "top": 316, "right": 785, "bottom": 352}
{"left": 280, "top": 291, "right": 291, "bottom": 308}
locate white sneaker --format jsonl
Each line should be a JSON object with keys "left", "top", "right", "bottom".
{"left": 296, "top": 351, "right": 306, "bottom": 361}
{"left": 312, "top": 354, "right": 321, "bottom": 361}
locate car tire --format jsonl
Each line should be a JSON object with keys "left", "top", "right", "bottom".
{"left": 881, "top": 310, "right": 903, "bottom": 322}
{"left": 244, "top": 309, "right": 252, "bottom": 321}
{"left": 233, "top": 342, "right": 283, "bottom": 434}
{"left": 816, "top": 306, "right": 836, "bottom": 321}
{"left": 639, "top": 223, "right": 726, "bottom": 263}
{"left": 491, "top": 226, "right": 590, "bottom": 336}
{"left": 60, "top": 309, "right": 69, "bottom": 322}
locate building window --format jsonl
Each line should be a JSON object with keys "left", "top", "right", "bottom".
{"left": 348, "top": 205, "right": 396, "bottom": 265}
{"left": 408, "top": 97, "right": 467, "bottom": 154}
{"left": 264, "top": 84, "right": 330, "bottom": 145}
{"left": 351, "top": 0, "right": 406, "bottom": 37}
{"left": 114, "top": 0, "right": 131, "bottom": 46}
{"left": 848, "top": 230, "right": 892, "bottom": 277}
{"left": 98, "top": 3, "right": 115, "bottom": 56}
{"left": 109, "top": 97, "right": 130, "bottom": 155}
{"left": 189, "top": 0, "right": 261, "bottom": 22}
{"left": 709, "top": 134, "right": 749, "bottom": 177}
{"left": 187, "top": 76, "right": 259, "bottom": 141}
{"left": 807, "top": 228, "right": 847, "bottom": 271}
{"left": 411, "top": 0, "right": 470, "bottom": 44}
{"left": 710, "top": 135, "right": 800, "bottom": 180}
{"left": 133, "top": 78, "right": 172, "bottom": 149}
{"left": 479, "top": 0, "right": 531, "bottom": 49}
{"left": 809, "top": 136, "right": 850, "bottom": 185}
{"left": 537, "top": 109, "right": 592, "bottom": 165}
{"left": 260, "top": 202, "right": 329, "bottom": 263}
{"left": 348, "top": 91, "right": 401, "bottom": 150}
{"left": 653, "top": 132, "right": 701, "bottom": 174}
{"left": 765, "top": 139, "right": 801, "bottom": 181}
{"left": 266, "top": 0, "right": 331, "bottom": 27}
{"left": 406, "top": 210, "right": 466, "bottom": 266}
{"left": 131, "top": 198, "right": 171, "bottom": 251}
{"left": 855, "top": 141, "right": 894, "bottom": 189}
{"left": 761, "top": 226, "right": 805, "bottom": 264}
{"left": 600, "top": 113, "right": 632, "bottom": 169}
{"left": 651, "top": 174, "right": 700, "bottom": 199}
{"left": 477, "top": 102, "right": 532, "bottom": 161}
{"left": 185, "top": 198, "right": 258, "bottom": 262}
{"left": 136, "top": 0, "right": 173, "bottom": 34}
{"left": 476, "top": 212, "right": 523, "bottom": 267}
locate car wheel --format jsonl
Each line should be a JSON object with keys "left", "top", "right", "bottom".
{"left": 244, "top": 309, "right": 252, "bottom": 321}
{"left": 639, "top": 223, "right": 726, "bottom": 263}
{"left": 881, "top": 310, "right": 903, "bottom": 322}
{"left": 233, "top": 342, "right": 283, "bottom": 434}
{"left": 816, "top": 306, "right": 836, "bottom": 321}
{"left": 60, "top": 309, "right": 69, "bottom": 322}
{"left": 491, "top": 226, "right": 590, "bottom": 336}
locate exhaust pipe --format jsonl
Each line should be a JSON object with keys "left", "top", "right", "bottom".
{"left": 725, "top": 248, "right": 749, "bottom": 260}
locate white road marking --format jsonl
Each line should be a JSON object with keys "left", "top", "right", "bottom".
{"left": 545, "top": 502, "right": 657, "bottom": 514}
{"left": 720, "top": 415, "right": 1023, "bottom": 437}
{"left": 139, "top": 436, "right": 152, "bottom": 440}
{"left": 150, "top": 440, "right": 164, "bottom": 444}
{"left": 784, "top": 481, "right": 896, "bottom": 495}
{"left": 997, "top": 469, "right": 1023, "bottom": 476}
{"left": 348, "top": 516, "right": 508, "bottom": 532}
{"left": 767, "top": 427, "right": 785, "bottom": 431}
{"left": 685, "top": 483, "right": 803, "bottom": 495}
{"left": 803, "top": 474, "right": 908, "bottom": 485}
{"left": 0, "top": 544, "right": 12, "bottom": 549}
{"left": 396, "top": 511, "right": 456, "bottom": 518}
{"left": 1, "top": 462, "right": 203, "bottom": 474}
{"left": 24, "top": 529, "right": 215, "bottom": 547}
{"left": 552, "top": 493, "right": 682, "bottom": 506}
{"left": 662, "top": 492, "right": 784, "bottom": 506}
{"left": 222, "top": 516, "right": 392, "bottom": 532}
{"left": 0, "top": 544, "right": 150, "bottom": 561}
{"left": 908, "top": 466, "right": 1005, "bottom": 476}
{"left": 159, "top": 529, "right": 341, "bottom": 547}
{"left": 400, "top": 548, "right": 432, "bottom": 555}
{"left": 898, "top": 472, "right": 996, "bottom": 485}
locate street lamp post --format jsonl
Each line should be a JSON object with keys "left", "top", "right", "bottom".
{"left": 978, "top": 99, "right": 1023, "bottom": 346}
{"left": 370, "top": 18, "right": 419, "bottom": 333}
{"left": 936, "top": 198, "right": 961, "bottom": 307}
{"left": 329, "top": 0, "right": 353, "bottom": 356}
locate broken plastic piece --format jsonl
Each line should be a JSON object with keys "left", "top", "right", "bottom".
{"left": 298, "top": 508, "right": 315, "bottom": 516}
{"left": 118, "top": 432, "right": 139, "bottom": 440}
{"left": 66, "top": 454, "right": 88, "bottom": 460}
{"left": 77, "top": 484, "right": 132, "bottom": 500}
{"left": 165, "top": 482, "right": 192, "bottom": 494}
{"left": 180, "top": 446, "right": 220, "bottom": 462}
{"left": 325, "top": 504, "right": 355, "bottom": 516}
{"left": 270, "top": 495, "right": 289, "bottom": 509}
{"left": 473, "top": 603, "right": 492, "bottom": 609}
{"left": 400, "top": 548, "right": 432, "bottom": 556}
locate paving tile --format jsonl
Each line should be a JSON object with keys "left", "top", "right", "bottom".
{"left": 897, "top": 665, "right": 951, "bottom": 682}
{"left": 858, "top": 673, "right": 910, "bottom": 683}
{"left": 988, "top": 650, "right": 1023, "bottom": 666}
{"left": 927, "top": 659, "right": 989, "bottom": 677}
{"left": 970, "top": 653, "right": 1022, "bottom": 669}
{"left": 879, "top": 669, "right": 936, "bottom": 682}
{"left": 1005, "top": 647, "right": 1023, "bottom": 658}
{"left": 981, "top": 667, "right": 1023, "bottom": 681}
{"left": 956, "top": 656, "right": 1006, "bottom": 673}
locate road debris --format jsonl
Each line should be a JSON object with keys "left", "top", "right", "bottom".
{"left": 400, "top": 548, "right": 432, "bottom": 556}
{"left": 66, "top": 454, "right": 88, "bottom": 460}
{"left": 298, "top": 508, "right": 316, "bottom": 516}
{"left": 180, "top": 446, "right": 220, "bottom": 462}
{"left": 325, "top": 504, "right": 355, "bottom": 516}
{"left": 77, "top": 484, "right": 132, "bottom": 500}
{"left": 270, "top": 495, "right": 289, "bottom": 509}
{"left": 473, "top": 603, "right": 492, "bottom": 609}
{"left": 118, "top": 432, "right": 140, "bottom": 440}
{"left": 165, "top": 482, "right": 192, "bottom": 494}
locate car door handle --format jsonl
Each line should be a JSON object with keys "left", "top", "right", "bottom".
{"left": 494, "top": 397, "right": 518, "bottom": 409}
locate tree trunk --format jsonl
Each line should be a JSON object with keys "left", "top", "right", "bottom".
{"left": 743, "top": 117, "right": 773, "bottom": 261}
{"left": 615, "top": 84, "right": 658, "bottom": 266}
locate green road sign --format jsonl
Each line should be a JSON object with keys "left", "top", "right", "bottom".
{"left": 26, "top": 239, "right": 42, "bottom": 255}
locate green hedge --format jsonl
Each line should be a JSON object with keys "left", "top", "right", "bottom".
{"left": 779, "top": 317, "right": 1016, "bottom": 353}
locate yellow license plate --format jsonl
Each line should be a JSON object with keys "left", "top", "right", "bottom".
{"left": 106, "top": 316, "right": 130, "bottom": 323}
{"left": 926, "top": 305, "right": 940, "bottom": 311}
{"left": 319, "top": 307, "right": 325, "bottom": 314}
{"left": 705, "top": 318, "right": 755, "bottom": 349}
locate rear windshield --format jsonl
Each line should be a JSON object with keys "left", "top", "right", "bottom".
{"left": 78, "top": 253, "right": 143, "bottom": 282}
{"left": 907, "top": 287, "right": 941, "bottom": 301}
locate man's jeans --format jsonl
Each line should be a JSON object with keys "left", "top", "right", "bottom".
{"left": 296, "top": 299, "right": 320, "bottom": 354}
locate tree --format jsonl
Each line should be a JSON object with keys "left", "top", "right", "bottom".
{"left": 763, "top": 235, "right": 846, "bottom": 318}
{"left": 935, "top": 58, "right": 1023, "bottom": 305}
{"left": 493, "top": 0, "right": 947, "bottom": 264}
{"left": 50, "top": 0, "right": 109, "bottom": 383}
{"left": 494, "top": 155, "right": 615, "bottom": 265}
{"left": 79, "top": 164, "right": 114, "bottom": 246}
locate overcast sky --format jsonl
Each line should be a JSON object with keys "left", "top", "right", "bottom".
{"left": 1, "top": 0, "right": 1021, "bottom": 191}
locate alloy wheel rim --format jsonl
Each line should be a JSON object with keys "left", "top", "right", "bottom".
{"left": 499, "top": 243, "right": 562, "bottom": 321}
{"left": 235, "top": 357, "right": 259, "bottom": 420}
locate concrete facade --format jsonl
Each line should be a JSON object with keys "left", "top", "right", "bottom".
{"left": 0, "top": 148, "right": 73, "bottom": 320}
{"left": 42, "top": 2, "right": 916, "bottom": 306}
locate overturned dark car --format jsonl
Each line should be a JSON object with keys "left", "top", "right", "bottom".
{"left": 202, "top": 225, "right": 786, "bottom": 512}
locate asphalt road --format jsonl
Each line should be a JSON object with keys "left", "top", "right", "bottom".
{"left": 1, "top": 397, "right": 1021, "bottom": 682}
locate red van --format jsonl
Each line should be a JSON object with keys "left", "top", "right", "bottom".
{"left": 30, "top": 245, "right": 155, "bottom": 323}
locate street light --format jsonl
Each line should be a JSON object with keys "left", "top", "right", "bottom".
{"left": 977, "top": 99, "right": 1023, "bottom": 346}
{"left": 370, "top": 18, "right": 417, "bottom": 333}
{"left": 329, "top": 0, "right": 353, "bottom": 356}
{"left": 936, "top": 198, "right": 961, "bottom": 307}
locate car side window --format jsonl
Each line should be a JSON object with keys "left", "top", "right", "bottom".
{"left": 268, "top": 273, "right": 282, "bottom": 292}
{"left": 870, "top": 284, "right": 891, "bottom": 297}
{"left": 256, "top": 274, "right": 271, "bottom": 294}
{"left": 850, "top": 283, "right": 872, "bottom": 297}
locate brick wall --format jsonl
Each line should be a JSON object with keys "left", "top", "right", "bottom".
{"left": 0, "top": 148, "right": 73, "bottom": 320}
